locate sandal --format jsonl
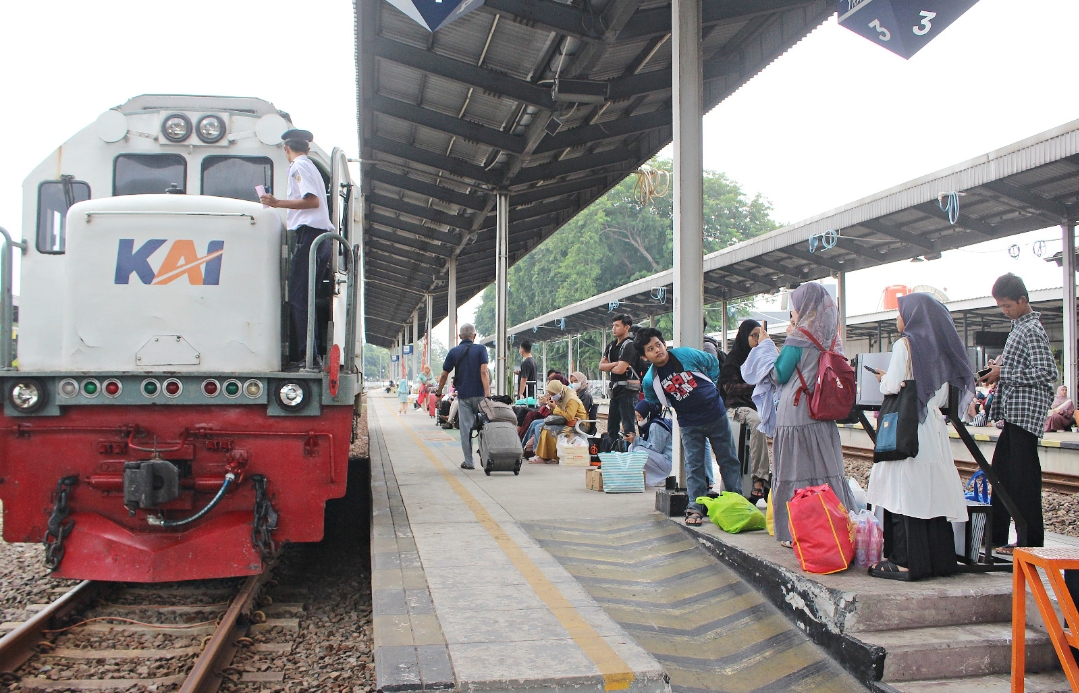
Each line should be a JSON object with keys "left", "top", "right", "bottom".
{"left": 995, "top": 544, "right": 1017, "bottom": 556}
{"left": 779, "top": 540, "right": 793, "bottom": 549}
{"left": 749, "top": 483, "right": 766, "bottom": 503}
{"left": 684, "top": 509, "right": 704, "bottom": 526}
{"left": 527, "top": 456, "right": 549, "bottom": 465}
{"left": 868, "top": 560, "right": 911, "bottom": 581}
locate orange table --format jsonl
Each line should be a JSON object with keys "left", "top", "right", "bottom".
{"left": 1012, "top": 547, "right": 1079, "bottom": 692}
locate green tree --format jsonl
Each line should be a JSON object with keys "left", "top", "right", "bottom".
{"left": 475, "top": 159, "right": 777, "bottom": 334}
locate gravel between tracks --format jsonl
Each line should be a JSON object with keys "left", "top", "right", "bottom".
{"left": 844, "top": 455, "right": 1079, "bottom": 539}
{"left": 0, "top": 508, "right": 79, "bottom": 626}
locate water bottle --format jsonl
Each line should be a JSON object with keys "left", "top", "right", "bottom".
{"left": 868, "top": 517, "right": 883, "bottom": 565}
{"left": 854, "top": 515, "right": 868, "bottom": 567}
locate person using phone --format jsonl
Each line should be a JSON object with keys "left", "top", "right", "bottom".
{"left": 976, "top": 273, "right": 1055, "bottom": 551}
{"left": 718, "top": 319, "right": 772, "bottom": 502}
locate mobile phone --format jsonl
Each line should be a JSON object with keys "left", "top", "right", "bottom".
{"left": 863, "top": 365, "right": 881, "bottom": 375}
{"left": 977, "top": 367, "right": 992, "bottom": 378}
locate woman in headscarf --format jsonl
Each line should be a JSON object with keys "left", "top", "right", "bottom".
{"left": 866, "top": 292, "right": 973, "bottom": 580}
{"left": 1044, "top": 385, "right": 1074, "bottom": 432}
{"left": 530, "top": 379, "right": 587, "bottom": 464}
{"left": 629, "top": 401, "right": 673, "bottom": 486}
{"left": 570, "top": 372, "right": 596, "bottom": 435}
{"left": 719, "top": 319, "right": 771, "bottom": 501}
{"left": 768, "top": 282, "right": 858, "bottom": 547}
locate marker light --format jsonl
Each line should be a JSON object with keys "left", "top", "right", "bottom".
{"left": 275, "top": 381, "right": 307, "bottom": 410}
{"left": 82, "top": 379, "right": 100, "bottom": 397}
{"left": 103, "top": 379, "right": 122, "bottom": 398}
{"left": 163, "top": 379, "right": 182, "bottom": 398}
{"left": 142, "top": 379, "right": 160, "bottom": 397}
{"left": 223, "top": 380, "right": 241, "bottom": 398}
{"left": 202, "top": 379, "right": 220, "bottom": 397}
{"left": 162, "top": 114, "right": 192, "bottom": 142}
{"left": 243, "top": 379, "right": 263, "bottom": 398}
{"left": 59, "top": 379, "right": 78, "bottom": 398}
{"left": 196, "top": 115, "right": 225, "bottom": 143}
{"left": 10, "top": 379, "right": 46, "bottom": 413}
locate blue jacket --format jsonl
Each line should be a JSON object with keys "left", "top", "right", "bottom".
{"left": 643, "top": 347, "right": 721, "bottom": 405}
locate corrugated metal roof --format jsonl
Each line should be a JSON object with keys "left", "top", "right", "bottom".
{"left": 493, "top": 118, "right": 1079, "bottom": 339}
{"left": 356, "top": 0, "right": 834, "bottom": 347}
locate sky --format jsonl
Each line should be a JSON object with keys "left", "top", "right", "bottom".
{"left": 1, "top": 0, "right": 1077, "bottom": 349}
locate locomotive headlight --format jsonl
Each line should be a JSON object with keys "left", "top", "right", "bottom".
{"left": 162, "top": 113, "right": 192, "bottom": 142}
{"left": 275, "top": 381, "right": 308, "bottom": 410}
{"left": 10, "top": 379, "right": 46, "bottom": 413}
{"left": 196, "top": 115, "right": 225, "bottom": 143}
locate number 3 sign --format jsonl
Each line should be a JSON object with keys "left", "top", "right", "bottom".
{"left": 837, "top": 0, "right": 980, "bottom": 59}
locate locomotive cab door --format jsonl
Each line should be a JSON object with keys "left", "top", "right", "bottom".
{"left": 330, "top": 149, "right": 353, "bottom": 357}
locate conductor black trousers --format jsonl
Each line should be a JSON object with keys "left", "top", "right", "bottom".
{"left": 289, "top": 225, "right": 332, "bottom": 361}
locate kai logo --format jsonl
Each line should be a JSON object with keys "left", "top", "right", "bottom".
{"left": 114, "top": 239, "right": 224, "bottom": 285}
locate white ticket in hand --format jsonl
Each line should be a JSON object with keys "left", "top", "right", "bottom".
{"left": 255, "top": 185, "right": 268, "bottom": 207}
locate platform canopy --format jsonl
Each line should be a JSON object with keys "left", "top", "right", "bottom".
{"left": 501, "top": 118, "right": 1079, "bottom": 340}
{"left": 354, "top": 0, "right": 834, "bottom": 347}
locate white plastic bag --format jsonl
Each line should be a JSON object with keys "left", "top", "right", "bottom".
{"left": 850, "top": 509, "right": 884, "bottom": 567}
{"left": 847, "top": 477, "right": 868, "bottom": 512}
{"left": 556, "top": 432, "right": 589, "bottom": 466}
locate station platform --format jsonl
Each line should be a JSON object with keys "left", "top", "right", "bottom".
{"left": 367, "top": 391, "right": 863, "bottom": 693}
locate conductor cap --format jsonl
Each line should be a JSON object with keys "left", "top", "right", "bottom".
{"left": 280, "top": 128, "right": 314, "bottom": 143}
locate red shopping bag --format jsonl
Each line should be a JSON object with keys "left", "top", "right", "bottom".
{"left": 787, "top": 484, "right": 855, "bottom": 574}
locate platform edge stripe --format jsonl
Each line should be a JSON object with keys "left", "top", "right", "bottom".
{"left": 381, "top": 399, "right": 637, "bottom": 692}
{"left": 591, "top": 581, "right": 752, "bottom": 610}
{"left": 617, "top": 601, "right": 774, "bottom": 638}
{"left": 545, "top": 546, "right": 703, "bottom": 568}
{"left": 521, "top": 520, "right": 665, "bottom": 536}
{"left": 651, "top": 629, "right": 804, "bottom": 673}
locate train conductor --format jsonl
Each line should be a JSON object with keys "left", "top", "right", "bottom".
{"left": 259, "top": 129, "right": 334, "bottom": 369}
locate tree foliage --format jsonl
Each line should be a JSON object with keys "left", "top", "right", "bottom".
{"left": 474, "top": 158, "right": 778, "bottom": 336}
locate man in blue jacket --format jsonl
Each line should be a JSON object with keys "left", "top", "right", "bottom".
{"left": 635, "top": 326, "right": 743, "bottom": 525}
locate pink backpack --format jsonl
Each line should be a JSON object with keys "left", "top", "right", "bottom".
{"left": 793, "top": 328, "right": 855, "bottom": 421}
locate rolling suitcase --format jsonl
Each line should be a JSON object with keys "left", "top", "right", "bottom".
{"left": 477, "top": 420, "right": 523, "bottom": 476}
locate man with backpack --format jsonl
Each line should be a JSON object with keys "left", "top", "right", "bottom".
{"left": 635, "top": 326, "right": 743, "bottom": 526}
{"left": 600, "top": 315, "right": 645, "bottom": 444}
{"left": 434, "top": 323, "right": 491, "bottom": 470}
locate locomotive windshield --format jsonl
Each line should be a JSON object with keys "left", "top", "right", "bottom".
{"left": 113, "top": 154, "right": 186, "bottom": 196}
{"left": 36, "top": 178, "right": 90, "bottom": 254}
{"left": 201, "top": 156, "right": 273, "bottom": 202}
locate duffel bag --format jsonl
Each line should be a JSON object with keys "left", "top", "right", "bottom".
{"left": 787, "top": 483, "right": 855, "bottom": 575}
{"left": 479, "top": 397, "right": 519, "bottom": 425}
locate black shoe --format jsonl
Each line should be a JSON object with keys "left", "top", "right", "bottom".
{"left": 461, "top": 462, "right": 475, "bottom": 470}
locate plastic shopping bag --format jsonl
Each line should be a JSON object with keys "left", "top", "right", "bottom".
{"left": 850, "top": 509, "right": 884, "bottom": 567}
{"left": 787, "top": 484, "right": 855, "bottom": 574}
{"left": 765, "top": 492, "right": 775, "bottom": 536}
{"left": 696, "top": 492, "right": 766, "bottom": 534}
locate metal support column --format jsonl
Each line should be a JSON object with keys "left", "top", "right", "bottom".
{"left": 447, "top": 256, "right": 458, "bottom": 347}
{"left": 412, "top": 310, "right": 419, "bottom": 383}
{"left": 425, "top": 293, "right": 434, "bottom": 371}
{"left": 837, "top": 271, "right": 847, "bottom": 345}
{"left": 495, "top": 192, "right": 510, "bottom": 396}
{"left": 1063, "top": 219, "right": 1077, "bottom": 399}
{"left": 672, "top": 0, "right": 702, "bottom": 487}
{"left": 542, "top": 341, "right": 547, "bottom": 384}
{"left": 720, "top": 298, "right": 728, "bottom": 351}
{"left": 877, "top": 322, "right": 883, "bottom": 353}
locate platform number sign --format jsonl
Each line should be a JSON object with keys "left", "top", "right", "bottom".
{"left": 838, "top": 0, "right": 980, "bottom": 59}
{"left": 391, "top": 354, "right": 400, "bottom": 362}
{"left": 385, "top": 0, "right": 484, "bottom": 32}
{"left": 403, "top": 345, "right": 414, "bottom": 355}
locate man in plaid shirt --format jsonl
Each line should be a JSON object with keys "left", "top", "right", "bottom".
{"left": 979, "top": 273, "right": 1055, "bottom": 549}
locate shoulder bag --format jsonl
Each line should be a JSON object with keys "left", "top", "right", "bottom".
{"left": 873, "top": 340, "right": 920, "bottom": 462}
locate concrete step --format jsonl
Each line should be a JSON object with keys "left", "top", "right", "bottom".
{"left": 859, "top": 623, "right": 1059, "bottom": 682}
{"left": 888, "top": 671, "right": 1074, "bottom": 693}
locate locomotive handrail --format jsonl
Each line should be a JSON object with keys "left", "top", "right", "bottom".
{"left": 0, "top": 227, "right": 27, "bottom": 371}
{"left": 305, "top": 232, "right": 356, "bottom": 373}
{"left": 84, "top": 211, "right": 257, "bottom": 224}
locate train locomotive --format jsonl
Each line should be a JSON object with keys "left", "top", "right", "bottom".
{"left": 0, "top": 95, "right": 364, "bottom": 582}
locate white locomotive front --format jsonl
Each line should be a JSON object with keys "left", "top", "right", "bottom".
{"left": 0, "top": 95, "right": 364, "bottom": 582}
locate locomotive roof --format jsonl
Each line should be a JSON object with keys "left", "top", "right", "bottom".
{"left": 117, "top": 94, "right": 288, "bottom": 118}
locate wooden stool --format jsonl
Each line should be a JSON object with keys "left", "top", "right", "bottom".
{"left": 1012, "top": 547, "right": 1079, "bottom": 692}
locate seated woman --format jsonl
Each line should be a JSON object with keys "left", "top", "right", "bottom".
{"left": 1044, "top": 385, "right": 1074, "bottom": 432}
{"left": 867, "top": 292, "right": 971, "bottom": 581}
{"left": 529, "top": 380, "right": 586, "bottom": 464}
{"left": 629, "top": 401, "right": 673, "bottom": 486}
{"left": 719, "top": 319, "right": 772, "bottom": 502}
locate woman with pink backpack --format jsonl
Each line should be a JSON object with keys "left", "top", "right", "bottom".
{"left": 766, "top": 282, "right": 858, "bottom": 548}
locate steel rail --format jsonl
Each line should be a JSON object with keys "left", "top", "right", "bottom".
{"left": 0, "top": 580, "right": 100, "bottom": 673}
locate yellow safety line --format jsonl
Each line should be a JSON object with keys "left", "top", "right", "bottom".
{"left": 378, "top": 400, "right": 634, "bottom": 691}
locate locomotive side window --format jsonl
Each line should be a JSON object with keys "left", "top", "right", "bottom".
{"left": 113, "top": 154, "right": 187, "bottom": 196}
{"left": 201, "top": 156, "right": 273, "bottom": 202}
{"left": 36, "top": 178, "right": 90, "bottom": 254}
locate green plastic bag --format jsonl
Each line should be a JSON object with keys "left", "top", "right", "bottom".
{"left": 696, "top": 492, "right": 766, "bottom": 533}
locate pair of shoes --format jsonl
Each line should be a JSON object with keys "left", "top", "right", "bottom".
{"left": 527, "top": 456, "right": 548, "bottom": 465}
{"left": 461, "top": 462, "right": 475, "bottom": 470}
{"left": 868, "top": 560, "right": 911, "bottom": 581}
{"left": 684, "top": 509, "right": 704, "bottom": 526}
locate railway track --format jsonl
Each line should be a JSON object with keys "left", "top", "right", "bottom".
{"left": 0, "top": 568, "right": 282, "bottom": 692}
{"left": 842, "top": 445, "right": 1079, "bottom": 494}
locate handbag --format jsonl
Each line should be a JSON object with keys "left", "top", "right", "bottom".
{"left": 874, "top": 341, "right": 919, "bottom": 462}
{"left": 786, "top": 484, "right": 855, "bottom": 575}
{"left": 543, "top": 415, "right": 567, "bottom": 426}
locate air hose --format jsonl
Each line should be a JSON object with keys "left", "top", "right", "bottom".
{"left": 147, "top": 473, "right": 236, "bottom": 528}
